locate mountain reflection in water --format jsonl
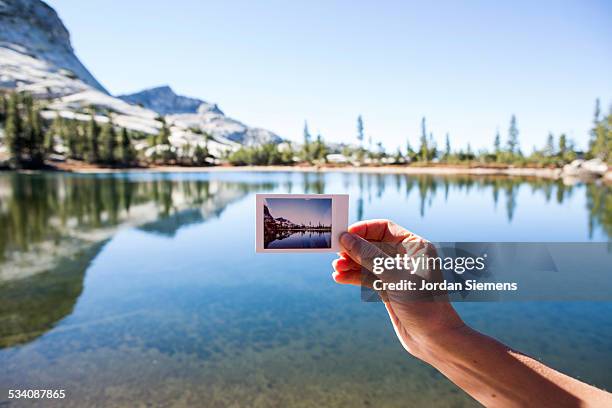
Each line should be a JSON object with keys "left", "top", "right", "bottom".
{"left": 0, "top": 173, "right": 271, "bottom": 348}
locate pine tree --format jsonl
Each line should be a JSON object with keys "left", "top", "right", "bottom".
{"left": 155, "top": 118, "right": 175, "bottom": 164}
{"left": 394, "top": 147, "right": 403, "bottom": 164}
{"left": 313, "top": 133, "right": 321, "bottom": 160}
{"left": 376, "top": 141, "right": 384, "bottom": 158}
{"left": 357, "top": 115, "right": 364, "bottom": 147}
{"left": 406, "top": 139, "right": 415, "bottom": 162}
{"left": 589, "top": 98, "right": 601, "bottom": 151}
{"left": 47, "top": 114, "right": 64, "bottom": 154}
{"left": 66, "top": 120, "right": 79, "bottom": 159}
{"left": 428, "top": 132, "right": 437, "bottom": 160}
{"left": 558, "top": 133, "right": 567, "bottom": 156}
{"left": 32, "top": 103, "right": 45, "bottom": 165}
{"left": 193, "top": 145, "right": 207, "bottom": 165}
{"left": 21, "top": 93, "right": 33, "bottom": 155}
{"left": 203, "top": 132, "right": 211, "bottom": 152}
{"left": 100, "top": 117, "right": 117, "bottom": 164}
{"left": 590, "top": 107, "right": 610, "bottom": 162}
{"left": 419, "top": 117, "right": 429, "bottom": 162}
{"left": 606, "top": 107, "right": 612, "bottom": 164}
{"left": 313, "top": 133, "right": 327, "bottom": 161}
{"left": 194, "top": 143, "right": 209, "bottom": 166}
{"left": 119, "top": 127, "right": 134, "bottom": 164}
{"left": 5, "top": 92, "right": 23, "bottom": 166}
{"left": 545, "top": 132, "right": 555, "bottom": 156}
{"left": 507, "top": 115, "right": 519, "bottom": 155}
{"left": 303, "top": 121, "right": 311, "bottom": 145}
{"left": 87, "top": 110, "right": 99, "bottom": 163}
{"left": 302, "top": 121, "right": 311, "bottom": 161}
{"left": 157, "top": 117, "right": 170, "bottom": 145}
{"left": 494, "top": 129, "right": 501, "bottom": 153}
{"left": 280, "top": 142, "right": 294, "bottom": 164}
{"left": 23, "top": 93, "right": 45, "bottom": 165}
{"left": 0, "top": 93, "right": 7, "bottom": 124}
{"left": 444, "top": 133, "right": 451, "bottom": 160}
{"left": 594, "top": 98, "right": 601, "bottom": 121}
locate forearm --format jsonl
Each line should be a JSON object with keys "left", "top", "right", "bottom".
{"left": 418, "top": 325, "right": 611, "bottom": 407}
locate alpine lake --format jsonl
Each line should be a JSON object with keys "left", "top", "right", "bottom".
{"left": 1, "top": 170, "right": 610, "bottom": 407}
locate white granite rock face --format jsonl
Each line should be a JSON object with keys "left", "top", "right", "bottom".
{"left": 0, "top": 0, "right": 107, "bottom": 93}
{"left": 0, "top": 0, "right": 282, "bottom": 156}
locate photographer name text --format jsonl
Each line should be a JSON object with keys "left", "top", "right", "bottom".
{"left": 373, "top": 280, "right": 518, "bottom": 291}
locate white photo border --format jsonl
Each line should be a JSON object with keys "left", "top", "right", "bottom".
{"left": 255, "top": 194, "right": 349, "bottom": 253}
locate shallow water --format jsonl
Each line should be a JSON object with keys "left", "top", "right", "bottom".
{"left": 0, "top": 171, "right": 610, "bottom": 407}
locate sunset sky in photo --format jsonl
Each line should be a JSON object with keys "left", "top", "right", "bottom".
{"left": 265, "top": 198, "right": 332, "bottom": 226}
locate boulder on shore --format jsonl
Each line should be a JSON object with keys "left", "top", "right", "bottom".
{"left": 562, "top": 159, "right": 608, "bottom": 178}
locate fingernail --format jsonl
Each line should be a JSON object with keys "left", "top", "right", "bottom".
{"left": 340, "top": 232, "right": 354, "bottom": 248}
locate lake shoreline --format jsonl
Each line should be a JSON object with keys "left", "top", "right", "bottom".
{"left": 7, "top": 161, "right": 611, "bottom": 183}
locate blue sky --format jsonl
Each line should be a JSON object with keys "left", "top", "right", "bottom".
{"left": 46, "top": 0, "right": 611, "bottom": 152}
{"left": 265, "top": 198, "right": 332, "bottom": 225}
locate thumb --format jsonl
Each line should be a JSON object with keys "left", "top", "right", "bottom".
{"left": 340, "top": 232, "right": 424, "bottom": 295}
{"left": 340, "top": 232, "right": 389, "bottom": 273}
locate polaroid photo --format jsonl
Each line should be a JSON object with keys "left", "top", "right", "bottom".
{"left": 255, "top": 194, "right": 349, "bottom": 253}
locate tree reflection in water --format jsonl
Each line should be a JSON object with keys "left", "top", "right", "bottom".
{"left": 0, "top": 173, "right": 273, "bottom": 348}
{"left": 0, "top": 171, "right": 609, "bottom": 349}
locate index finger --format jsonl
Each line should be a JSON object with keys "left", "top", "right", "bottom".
{"left": 348, "top": 219, "right": 420, "bottom": 243}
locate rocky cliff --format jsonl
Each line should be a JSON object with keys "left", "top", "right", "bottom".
{"left": 121, "top": 85, "right": 283, "bottom": 146}
{"left": 0, "top": 0, "right": 283, "bottom": 154}
{"left": 0, "top": 0, "right": 106, "bottom": 95}
{"left": 119, "top": 85, "right": 222, "bottom": 115}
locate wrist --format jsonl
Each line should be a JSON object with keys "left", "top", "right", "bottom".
{"left": 411, "top": 323, "right": 474, "bottom": 365}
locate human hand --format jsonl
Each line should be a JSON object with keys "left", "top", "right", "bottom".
{"left": 332, "top": 219, "right": 466, "bottom": 361}
{"left": 333, "top": 220, "right": 612, "bottom": 407}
